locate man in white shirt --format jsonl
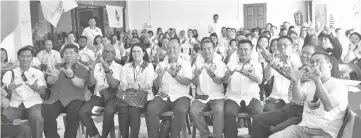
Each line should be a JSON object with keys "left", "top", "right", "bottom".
{"left": 2, "top": 46, "right": 47, "bottom": 138}
{"left": 251, "top": 45, "right": 316, "bottom": 138}
{"left": 82, "top": 17, "right": 103, "bottom": 47}
{"left": 208, "top": 14, "right": 222, "bottom": 37}
{"left": 189, "top": 38, "right": 226, "bottom": 138}
{"left": 79, "top": 44, "right": 122, "bottom": 138}
{"left": 223, "top": 39, "right": 263, "bottom": 138}
{"left": 37, "top": 40, "right": 62, "bottom": 70}
{"left": 263, "top": 36, "right": 302, "bottom": 112}
{"left": 78, "top": 36, "right": 96, "bottom": 67}
{"left": 270, "top": 52, "right": 348, "bottom": 138}
{"left": 146, "top": 38, "right": 192, "bottom": 138}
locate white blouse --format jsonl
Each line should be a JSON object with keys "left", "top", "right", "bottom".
{"left": 120, "top": 61, "right": 155, "bottom": 100}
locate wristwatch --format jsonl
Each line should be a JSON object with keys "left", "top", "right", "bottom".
{"left": 172, "top": 72, "right": 177, "bottom": 77}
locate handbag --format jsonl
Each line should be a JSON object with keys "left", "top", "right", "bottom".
{"left": 117, "top": 88, "right": 148, "bottom": 108}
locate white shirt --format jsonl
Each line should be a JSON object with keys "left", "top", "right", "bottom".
{"left": 82, "top": 26, "right": 103, "bottom": 47}
{"left": 156, "top": 57, "right": 193, "bottom": 102}
{"left": 36, "top": 49, "right": 62, "bottom": 67}
{"left": 298, "top": 78, "right": 348, "bottom": 138}
{"left": 225, "top": 59, "right": 263, "bottom": 106}
{"left": 193, "top": 56, "right": 226, "bottom": 103}
{"left": 79, "top": 47, "right": 96, "bottom": 63}
{"left": 93, "top": 61, "right": 122, "bottom": 96}
{"left": 208, "top": 22, "right": 222, "bottom": 37}
{"left": 2, "top": 67, "right": 46, "bottom": 108}
{"left": 269, "top": 54, "right": 302, "bottom": 103}
{"left": 120, "top": 61, "right": 155, "bottom": 101}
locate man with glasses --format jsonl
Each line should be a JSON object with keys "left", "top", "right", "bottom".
{"left": 189, "top": 38, "right": 226, "bottom": 138}
{"left": 261, "top": 36, "right": 302, "bottom": 112}
{"left": 223, "top": 39, "right": 263, "bottom": 138}
{"left": 251, "top": 44, "right": 316, "bottom": 138}
{"left": 79, "top": 44, "right": 122, "bottom": 138}
{"left": 2, "top": 46, "right": 46, "bottom": 138}
{"left": 42, "top": 44, "right": 89, "bottom": 138}
{"left": 269, "top": 52, "right": 348, "bottom": 138}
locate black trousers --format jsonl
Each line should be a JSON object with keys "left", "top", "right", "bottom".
{"left": 251, "top": 103, "right": 303, "bottom": 138}
{"left": 78, "top": 95, "right": 119, "bottom": 137}
{"left": 42, "top": 100, "right": 84, "bottom": 138}
{"left": 118, "top": 106, "right": 142, "bottom": 138}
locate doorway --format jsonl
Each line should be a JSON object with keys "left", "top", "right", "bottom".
{"left": 72, "top": 4, "right": 105, "bottom": 38}
{"left": 243, "top": 3, "right": 267, "bottom": 29}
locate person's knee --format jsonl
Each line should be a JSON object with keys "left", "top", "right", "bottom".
{"left": 224, "top": 105, "right": 237, "bottom": 117}
{"left": 174, "top": 105, "right": 188, "bottom": 115}
{"left": 146, "top": 100, "right": 159, "bottom": 115}
{"left": 213, "top": 104, "right": 224, "bottom": 116}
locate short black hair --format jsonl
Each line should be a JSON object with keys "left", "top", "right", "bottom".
{"left": 201, "top": 37, "right": 216, "bottom": 48}
{"left": 79, "top": 35, "right": 87, "bottom": 40}
{"left": 63, "top": 44, "right": 79, "bottom": 53}
{"left": 288, "top": 30, "right": 298, "bottom": 36}
{"left": 43, "top": 39, "right": 52, "bottom": 45}
{"left": 89, "top": 16, "right": 96, "bottom": 20}
{"left": 238, "top": 39, "right": 253, "bottom": 49}
{"left": 335, "top": 28, "right": 342, "bottom": 32}
{"left": 266, "top": 23, "right": 273, "bottom": 26}
{"left": 17, "top": 46, "right": 34, "bottom": 57}
{"left": 245, "top": 33, "right": 251, "bottom": 38}
{"left": 147, "top": 30, "right": 154, "bottom": 36}
{"left": 277, "top": 35, "right": 293, "bottom": 43}
{"left": 280, "top": 28, "right": 287, "bottom": 32}
{"left": 210, "top": 33, "right": 218, "bottom": 39}
{"left": 226, "top": 27, "right": 232, "bottom": 31}
{"left": 349, "top": 32, "right": 361, "bottom": 39}
{"left": 213, "top": 14, "right": 219, "bottom": 17}
{"left": 271, "top": 26, "right": 277, "bottom": 29}
{"left": 312, "top": 51, "right": 332, "bottom": 65}
{"left": 221, "top": 27, "right": 227, "bottom": 30}
{"left": 257, "top": 36, "right": 270, "bottom": 46}
{"left": 169, "top": 37, "right": 180, "bottom": 45}
{"left": 345, "top": 29, "right": 353, "bottom": 37}
{"left": 251, "top": 28, "right": 258, "bottom": 33}
{"left": 229, "top": 39, "right": 237, "bottom": 46}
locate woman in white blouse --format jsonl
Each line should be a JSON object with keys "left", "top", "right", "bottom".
{"left": 118, "top": 43, "right": 155, "bottom": 138}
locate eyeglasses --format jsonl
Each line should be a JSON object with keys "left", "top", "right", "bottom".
{"left": 238, "top": 48, "right": 251, "bottom": 52}
{"left": 276, "top": 44, "right": 292, "bottom": 48}
{"left": 132, "top": 50, "right": 143, "bottom": 54}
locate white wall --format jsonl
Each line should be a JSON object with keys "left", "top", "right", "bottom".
{"left": 1, "top": 1, "right": 33, "bottom": 61}
{"left": 127, "top": 0, "right": 307, "bottom": 38}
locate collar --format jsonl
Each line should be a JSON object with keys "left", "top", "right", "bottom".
{"left": 45, "top": 50, "right": 52, "bottom": 54}
{"left": 132, "top": 60, "right": 143, "bottom": 67}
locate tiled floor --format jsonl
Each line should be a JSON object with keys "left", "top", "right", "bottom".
{"left": 57, "top": 116, "right": 249, "bottom": 138}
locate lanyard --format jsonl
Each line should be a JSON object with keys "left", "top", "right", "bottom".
{"left": 132, "top": 64, "right": 141, "bottom": 82}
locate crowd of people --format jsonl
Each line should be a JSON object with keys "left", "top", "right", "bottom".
{"left": 1, "top": 13, "right": 361, "bottom": 138}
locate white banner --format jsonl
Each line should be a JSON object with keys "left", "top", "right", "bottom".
{"left": 106, "top": 5, "right": 123, "bottom": 28}
{"left": 40, "top": 0, "right": 78, "bottom": 27}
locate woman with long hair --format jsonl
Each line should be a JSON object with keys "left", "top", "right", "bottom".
{"left": 343, "top": 32, "right": 361, "bottom": 63}
{"left": 117, "top": 43, "right": 154, "bottom": 138}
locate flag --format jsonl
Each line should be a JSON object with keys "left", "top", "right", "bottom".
{"left": 106, "top": 5, "right": 123, "bottom": 28}
{"left": 1, "top": 1, "right": 19, "bottom": 42}
{"left": 40, "top": 0, "right": 78, "bottom": 27}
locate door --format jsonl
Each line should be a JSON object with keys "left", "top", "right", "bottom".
{"left": 73, "top": 5, "right": 105, "bottom": 38}
{"left": 244, "top": 3, "right": 267, "bottom": 29}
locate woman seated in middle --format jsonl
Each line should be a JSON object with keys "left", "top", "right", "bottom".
{"left": 117, "top": 43, "right": 155, "bottom": 138}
